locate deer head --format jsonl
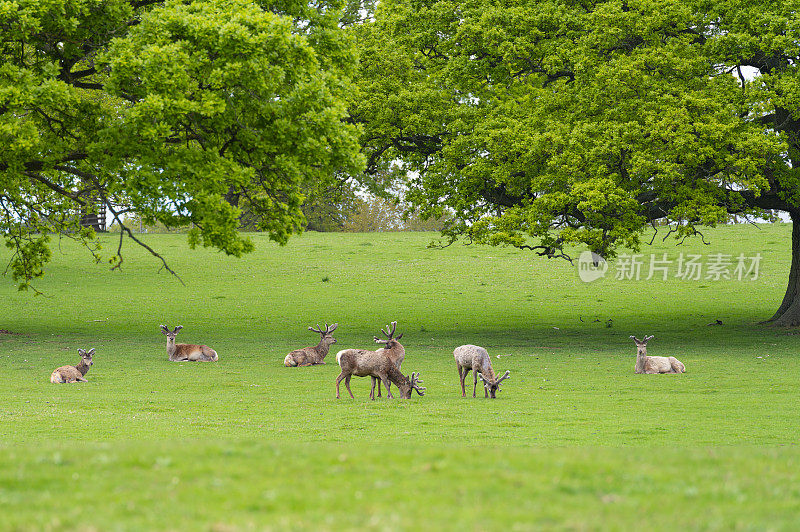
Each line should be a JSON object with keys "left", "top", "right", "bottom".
{"left": 160, "top": 325, "right": 183, "bottom": 343}
{"left": 479, "top": 370, "right": 510, "bottom": 399}
{"left": 630, "top": 335, "right": 654, "bottom": 356}
{"left": 374, "top": 321, "right": 403, "bottom": 348}
{"left": 309, "top": 323, "right": 338, "bottom": 346}
{"left": 398, "top": 371, "right": 426, "bottom": 399}
{"left": 78, "top": 348, "right": 95, "bottom": 367}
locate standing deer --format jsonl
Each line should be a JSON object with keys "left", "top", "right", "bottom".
{"left": 335, "top": 323, "right": 423, "bottom": 400}
{"left": 50, "top": 348, "right": 95, "bottom": 383}
{"left": 284, "top": 323, "right": 338, "bottom": 366}
{"left": 630, "top": 335, "right": 685, "bottom": 374}
{"left": 160, "top": 325, "right": 218, "bottom": 361}
{"left": 371, "top": 321, "right": 405, "bottom": 397}
{"left": 454, "top": 344, "right": 510, "bottom": 398}
{"left": 335, "top": 350, "right": 425, "bottom": 399}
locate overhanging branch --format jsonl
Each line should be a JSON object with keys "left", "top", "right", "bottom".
{"left": 24, "top": 172, "right": 87, "bottom": 205}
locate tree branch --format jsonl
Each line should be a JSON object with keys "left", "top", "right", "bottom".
{"left": 24, "top": 172, "right": 87, "bottom": 205}
{"left": 518, "top": 243, "right": 573, "bottom": 263}
{"left": 106, "top": 203, "right": 186, "bottom": 285}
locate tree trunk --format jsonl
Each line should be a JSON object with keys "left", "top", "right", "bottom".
{"left": 766, "top": 210, "right": 800, "bottom": 326}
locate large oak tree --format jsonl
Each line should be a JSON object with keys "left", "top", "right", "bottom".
{"left": 1, "top": 0, "right": 363, "bottom": 288}
{"left": 350, "top": 0, "right": 800, "bottom": 324}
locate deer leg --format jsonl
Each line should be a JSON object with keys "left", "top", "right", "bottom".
{"left": 76, "top": 376, "right": 88, "bottom": 382}
{"left": 344, "top": 375, "right": 354, "bottom": 399}
{"left": 335, "top": 372, "right": 345, "bottom": 398}
{"left": 382, "top": 376, "right": 394, "bottom": 399}
{"left": 458, "top": 365, "right": 466, "bottom": 397}
{"left": 473, "top": 370, "right": 478, "bottom": 398}
{"left": 370, "top": 377, "right": 376, "bottom": 400}
{"left": 374, "top": 376, "right": 382, "bottom": 397}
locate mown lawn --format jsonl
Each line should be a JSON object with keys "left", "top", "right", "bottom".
{"left": 1, "top": 225, "right": 799, "bottom": 530}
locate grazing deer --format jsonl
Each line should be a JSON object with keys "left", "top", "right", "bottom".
{"left": 50, "top": 348, "right": 94, "bottom": 383}
{"left": 284, "top": 323, "right": 338, "bottom": 366}
{"left": 371, "top": 321, "right": 405, "bottom": 397}
{"left": 335, "top": 325, "right": 424, "bottom": 400}
{"left": 160, "top": 325, "right": 218, "bottom": 361}
{"left": 453, "top": 344, "right": 510, "bottom": 398}
{"left": 630, "top": 335, "right": 685, "bottom": 374}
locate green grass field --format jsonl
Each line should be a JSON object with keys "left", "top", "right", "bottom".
{"left": 2, "top": 225, "right": 799, "bottom": 530}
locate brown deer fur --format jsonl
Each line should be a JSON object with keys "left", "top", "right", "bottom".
{"left": 335, "top": 348, "right": 425, "bottom": 400}
{"left": 335, "top": 324, "right": 424, "bottom": 400}
{"left": 370, "top": 321, "right": 405, "bottom": 397}
{"left": 51, "top": 348, "right": 94, "bottom": 383}
{"left": 284, "top": 323, "right": 338, "bottom": 366}
{"left": 160, "top": 325, "right": 218, "bottom": 361}
{"left": 453, "top": 344, "right": 510, "bottom": 398}
{"left": 631, "top": 335, "right": 685, "bottom": 374}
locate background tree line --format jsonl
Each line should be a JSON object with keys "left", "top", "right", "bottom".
{"left": 3, "top": 0, "right": 800, "bottom": 325}
{"left": 113, "top": 180, "right": 450, "bottom": 234}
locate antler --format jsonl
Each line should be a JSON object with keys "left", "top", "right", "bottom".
{"left": 496, "top": 370, "right": 510, "bottom": 385}
{"left": 310, "top": 323, "right": 339, "bottom": 335}
{"left": 375, "top": 321, "right": 401, "bottom": 343}
{"left": 644, "top": 335, "right": 654, "bottom": 342}
{"left": 479, "top": 371, "right": 511, "bottom": 386}
{"left": 409, "top": 372, "right": 426, "bottom": 396}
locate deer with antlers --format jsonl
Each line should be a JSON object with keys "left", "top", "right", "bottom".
{"left": 454, "top": 344, "right": 510, "bottom": 398}
{"left": 631, "top": 335, "right": 685, "bottom": 374}
{"left": 370, "top": 321, "right": 405, "bottom": 397}
{"left": 284, "top": 323, "right": 338, "bottom": 367}
{"left": 50, "top": 348, "right": 95, "bottom": 383}
{"left": 335, "top": 322, "right": 424, "bottom": 400}
{"left": 160, "top": 325, "right": 218, "bottom": 361}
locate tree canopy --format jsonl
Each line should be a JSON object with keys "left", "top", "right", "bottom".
{"left": 1, "top": 0, "right": 363, "bottom": 289}
{"left": 351, "top": 0, "right": 800, "bottom": 324}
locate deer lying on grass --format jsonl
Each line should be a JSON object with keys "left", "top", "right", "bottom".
{"left": 284, "top": 323, "right": 338, "bottom": 367}
{"left": 630, "top": 335, "right": 685, "bottom": 374}
{"left": 371, "top": 321, "right": 405, "bottom": 397}
{"left": 160, "top": 325, "right": 218, "bottom": 361}
{"left": 50, "top": 348, "right": 94, "bottom": 383}
{"left": 335, "top": 323, "right": 424, "bottom": 400}
{"left": 454, "top": 344, "right": 510, "bottom": 398}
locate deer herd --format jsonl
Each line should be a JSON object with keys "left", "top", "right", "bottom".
{"left": 49, "top": 322, "right": 685, "bottom": 395}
